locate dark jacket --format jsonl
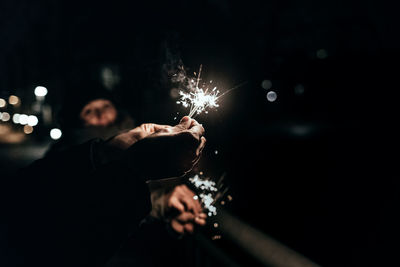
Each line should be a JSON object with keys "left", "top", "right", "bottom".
{"left": 3, "top": 139, "right": 151, "bottom": 266}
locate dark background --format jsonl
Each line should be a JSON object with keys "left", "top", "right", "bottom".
{"left": 1, "top": 0, "right": 399, "bottom": 266}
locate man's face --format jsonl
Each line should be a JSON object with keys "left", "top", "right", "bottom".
{"left": 80, "top": 99, "right": 117, "bottom": 127}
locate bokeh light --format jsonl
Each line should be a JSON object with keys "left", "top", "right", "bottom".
{"left": 9, "top": 95, "right": 20, "bottom": 105}
{"left": 261, "top": 80, "right": 272, "bottom": 90}
{"left": 34, "top": 86, "right": 48, "bottom": 97}
{"left": 12, "top": 113, "right": 20, "bottom": 124}
{"left": 23, "top": 125, "right": 34, "bottom": 134}
{"left": 50, "top": 128, "right": 62, "bottom": 140}
{"left": 27, "top": 115, "right": 38, "bottom": 126}
{"left": 266, "top": 91, "right": 277, "bottom": 102}
{"left": 1, "top": 112, "right": 10, "bottom": 121}
{"left": 0, "top": 98, "right": 6, "bottom": 108}
{"left": 19, "top": 114, "right": 28, "bottom": 125}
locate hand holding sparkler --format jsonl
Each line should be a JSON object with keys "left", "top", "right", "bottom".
{"left": 124, "top": 116, "right": 206, "bottom": 180}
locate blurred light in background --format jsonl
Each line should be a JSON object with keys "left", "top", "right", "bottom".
{"left": 34, "top": 86, "right": 48, "bottom": 97}
{"left": 12, "top": 113, "right": 20, "bottom": 124}
{"left": 19, "top": 114, "right": 28, "bottom": 125}
{"left": 1, "top": 112, "right": 10, "bottom": 122}
{"left": 101, "top": 66, "right": 121, "bottom": 90}
{"left": 41, "top": 105, "right": 53, "bottom": 125}
{"left": 266, "top": 91, "right": 277, "bottom": 102}
{"left": 316, "top": 49, "right": 328, "bottom": 59}
{"left": 0, "top": 98, "right": 6, "bottom": 108}
{"left": 8, "top": 95, "right": 20, "bottom": 106}
{"left": 50, "top": 128, "right": 62, "bottom": 140}
{"left": 23, "top": 125, "right": 34, "bottom": 134}
{"left": 261, "top": 80, "right": 272, "bottom": 90}
{"left": 27, "top": 115, "right": 38, "bottom": 126}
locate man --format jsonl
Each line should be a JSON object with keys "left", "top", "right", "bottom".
{"left": 52, "top": 87, "right": 207, "bottom": 237}
{"left": 4, "top": 116, "right": 206, "bottom": 266}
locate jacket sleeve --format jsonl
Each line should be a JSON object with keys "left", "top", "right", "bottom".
{"left": 5, "top": 139, "right": 151, "bottom": 267}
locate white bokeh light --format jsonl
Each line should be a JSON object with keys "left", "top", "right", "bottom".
{"left": 34, "top": 86, "right": 48, "bottom": 97}
{"left": 27, "top": 115, "right": 38, "bottom": 126}
{"left": 266, "top": 91, "right": 277, "bottom": 102}
{"left": 12, "top": 113, "right": 20, "bottom": 124}
{"left": 50, "top": 128, "right": 62, "bottom": 140}
{"left": 19, "top": 114, "right": 28, "bottom": 125}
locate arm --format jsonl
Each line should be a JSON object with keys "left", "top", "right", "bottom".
{"left": 6, "top": 116, "right": 206, "bottom": 266}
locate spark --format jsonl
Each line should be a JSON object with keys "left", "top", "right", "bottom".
{"left": 175, "top": 64, "right": 220, "bottom": 117}
{"left": 173, "top": 64, "right": 247, "bottom": 117}
{"left": 188, "top": 173, "right": 229, "bottom": 216}
{"left": 189, "top": 174, "right": 218, "bottom": 192}
{"left": 177, "top": 87, "right": 220, "bottom": 117}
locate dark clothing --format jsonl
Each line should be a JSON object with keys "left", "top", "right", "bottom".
{"left": 2, "top": 139, "right": 151, "bottom": 266}
{"left": 106, "top": 216, "right": 191, "bottom": 267}
{"left": 46, "top": 115, "right": 135, "bottom": 157}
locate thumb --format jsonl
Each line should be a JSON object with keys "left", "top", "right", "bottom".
{"left": 179, "top": 116, "right": 192, "bottom": 129}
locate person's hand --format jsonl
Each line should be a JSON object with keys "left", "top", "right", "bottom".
{"left": 168, "top": 185, "right": 207, "bottom": 234}
{"left": 151, "top": 184, "right": 207, "bottom": 234}
{"left": 108, "top": 123, "right": 171, "bottom": 150}
{"left": 125, "top": 116, "right": 206, "bottom": 180}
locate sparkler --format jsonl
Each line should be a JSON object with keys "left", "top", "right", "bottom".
{"left": 175, "top": 64, "right": 221, "bottom": 117}
{"left": 174, "top": 64, "right": 246, "bottom": 118}
{"left": 178, "top": 87, "right": 220, "bottom": 117}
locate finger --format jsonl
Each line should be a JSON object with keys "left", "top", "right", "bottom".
{"left": 181, "top": 186, "right": 202, "bottom": 213}
{"left": 180, "top": 184, "right": 195, "bottom": 197}
{"left": 180, "top": 194, "right": 198, "bottom": 214}
{"left": 168, "top": 196, "right": 185, "bottom": 213}
{"left": 141, "top": 123, "right": 154, "bottom": 133}
{"left": 176, "top": 211, "right": 196, "bottom": 223}
{"left": 178, "top": 185, "right": 202, "bottom": 214}
{"left": 194, "top": 217, "right": 206, "bottom": 226}
{"left": 189, "top": 118, "right": 199, "bottom": 128}
{"left": 184, "top": 223, "right": 194, "bottom": 234}
{"left": 179, "top": 116, "right": 192, "bottom": 129}
{"left": 196, "top": 136, "right": 206, "bottom": 156}
{"left": 171, "top": 220, "right": 184, "bottom": 234}
{"left": 189, "top": 123, "right": 205, "bottom": 139}
{"left": 198, "top": 213, "right": 207, "bottom": 219}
